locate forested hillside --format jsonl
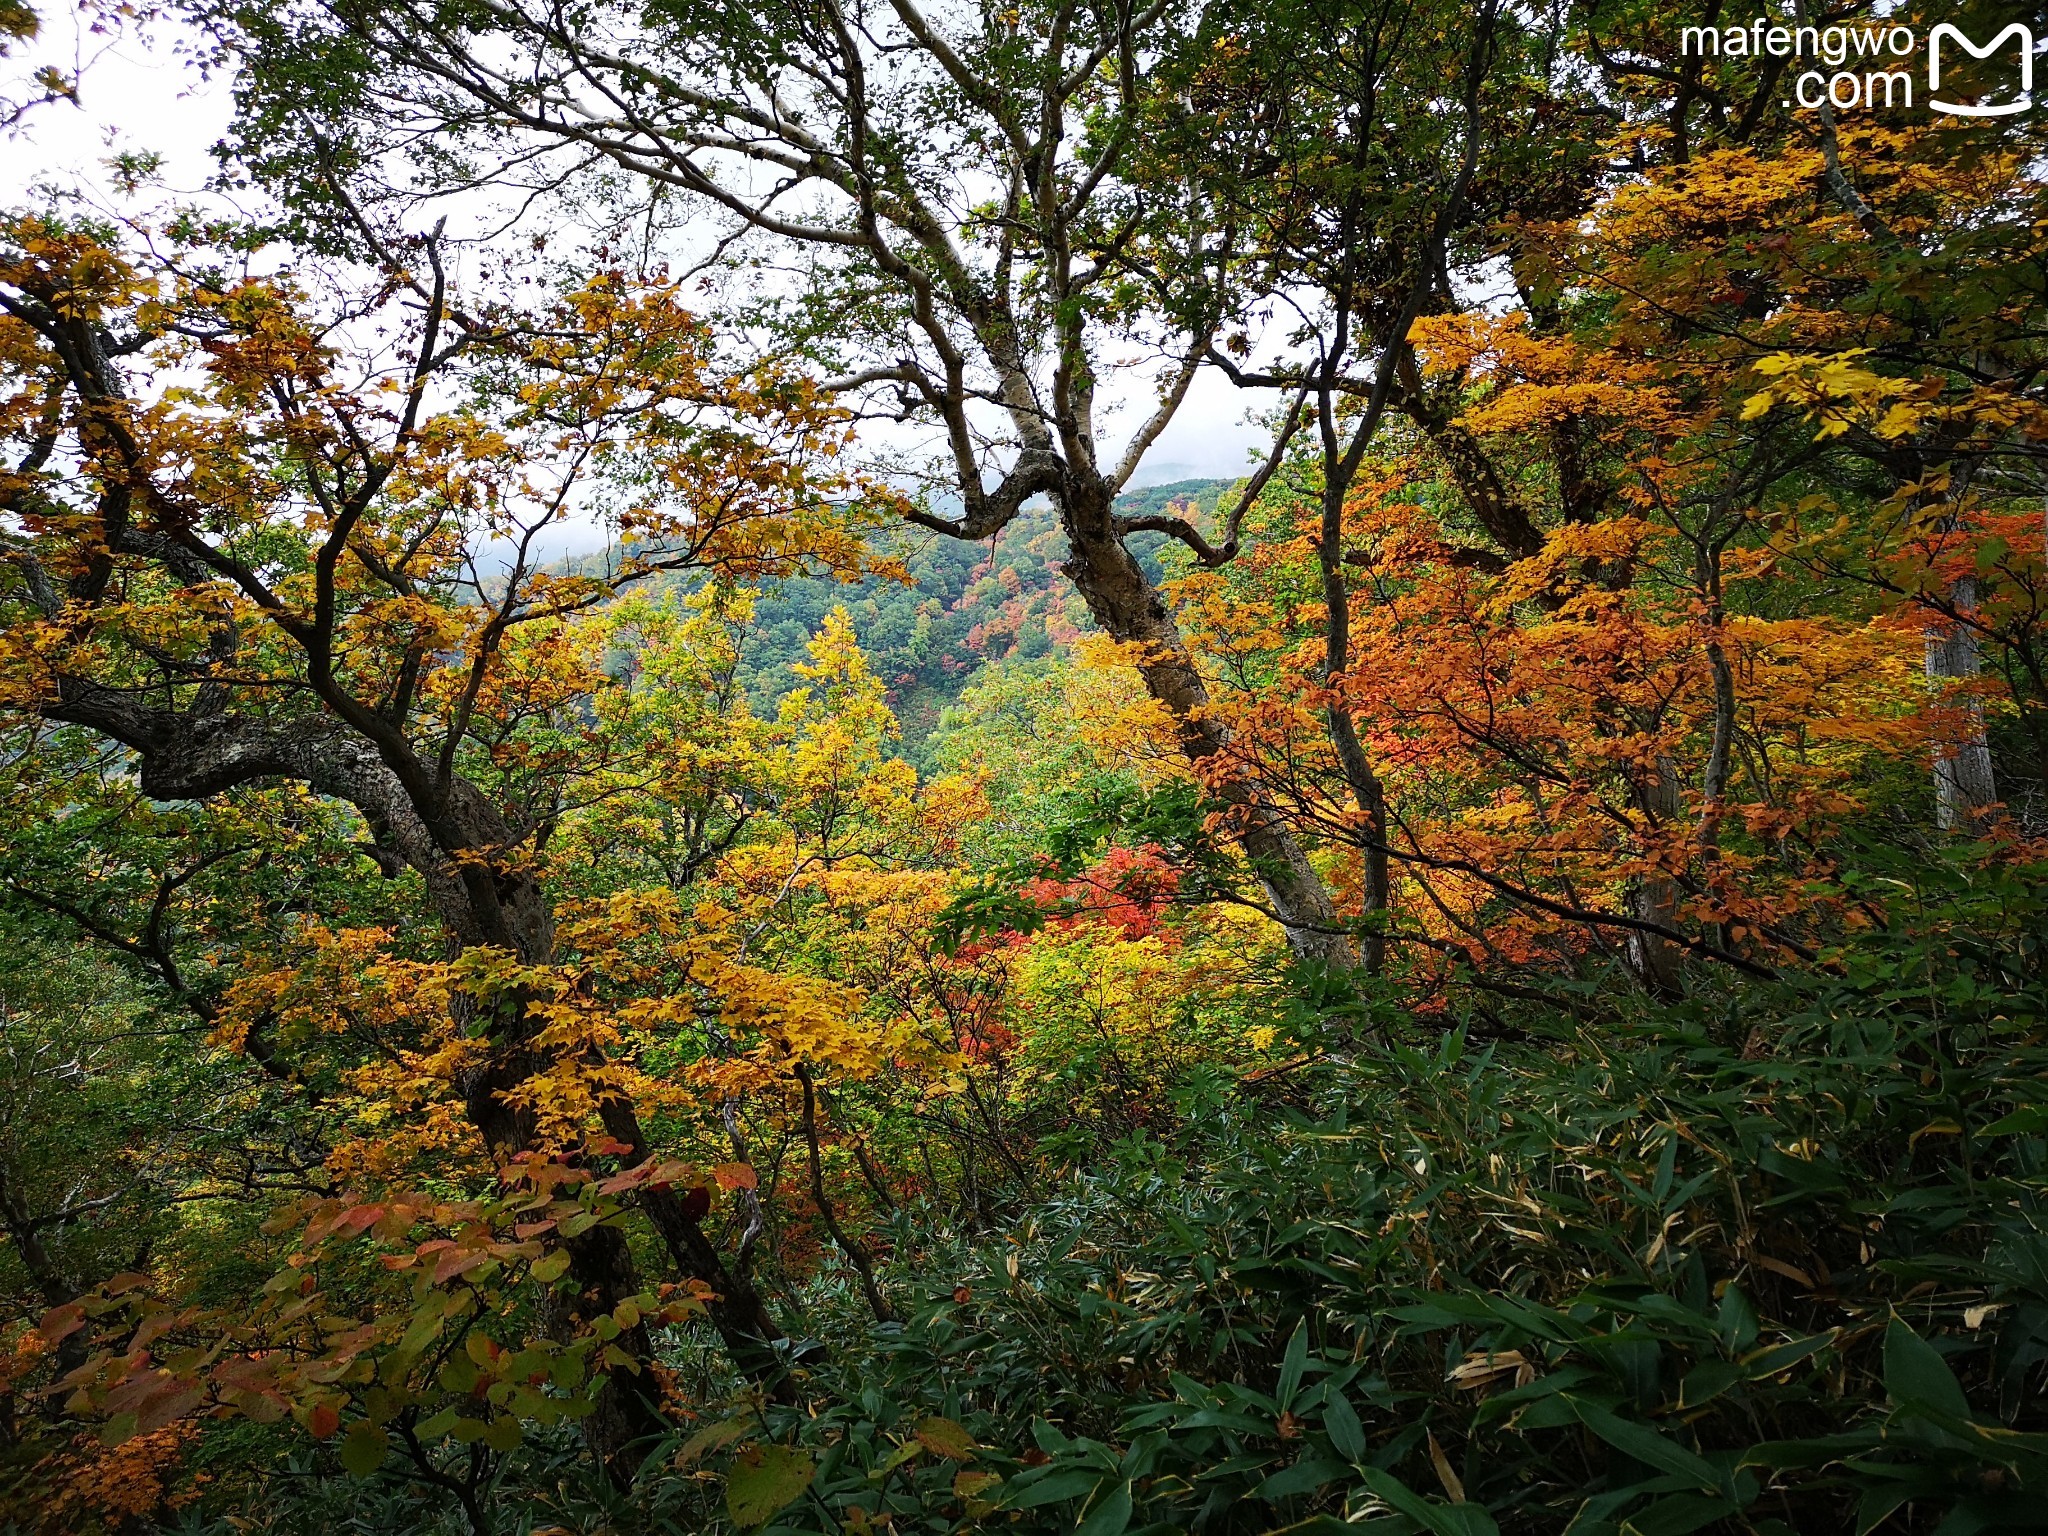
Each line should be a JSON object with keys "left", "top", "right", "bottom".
{"left": 574, "top": 484, "right": 1217, "bottom": 761}
{"left": 3, "top": 0, "right": 2048, "bottom": 1533}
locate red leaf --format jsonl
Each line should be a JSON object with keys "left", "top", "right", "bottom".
{"left": 308, "top": 1403, "right": 342, "bottom": 1440}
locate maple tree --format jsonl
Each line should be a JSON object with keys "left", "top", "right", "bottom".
{"left": 4, "top": 2, "right": 2048, "bottom": 1533}
{"left": 0, "top": 206, "right": 898, "bottom": 1481}
{"left": 196, "top": 0, "right": 1395, "bottom": 968}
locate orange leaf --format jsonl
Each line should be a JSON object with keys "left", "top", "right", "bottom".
{"left": 711, "top": 1162, "right": 757, "bottom": 1192}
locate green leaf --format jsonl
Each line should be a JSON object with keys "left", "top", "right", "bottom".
{"left": 1357, "top": 1466, "right": 1500, "bottom": 1536}
{"left": 1005, "top": 1469, "right": 1104, "bottom": 1508}
{"left": 871, "top": 1438, "right": 924, "bottom": 1475}
{"left": 530, "top": 1249, "right": 571, "bottom": 1284}
{"left": 1277, "top": 1320, "right": 1310, "bottom": 1411}
{"left": 1651, "top": 1130, "right": 1680, "bottom": 1205}
{"left": 482, "top": 1415, "right": 523, "bottom": 1452}
{"left": 1740, "top": 1333, "right": 1833, "bottom": 1380}
{"left": 1075, "top": 1480, "right": 1133, "bottom": 1536}
{"left": 1257, "top": 1457, "right": 1350, "bottom": 1499}
{"left": 725, "top": 1443, "right": 815, "bottom": 1528}
{"left": 675, "top": 1416, "right": 751, "bottom": 1466}
{"left": 1980, "top": 1104, "right": 2048, "bottom": 1137}
{"left": 396, "top": 1291, "right": 453, "bottom": 1358}
{"left": 1678, "top": 1360, "right": 1741, "bottom": 1410}
{"left": 1564, "top": 1397, "right": 1720, "bottom": 1492}
{"left": 339, "top": 1423, "right": 390, "bottom": 1477}
{"left": 1883, "top": 1317, "right": 1971, "bottom": 1421}
{"left": 1622, "top": 1492, "right": 1742, "bottom": 1535}
{"left": 1854, "top": 1486, "right": 1912, "bottom": 1536}
{"left": 1739, "top": 1432, "right": 1878, "bottom": 1472}
{"left": 1324, "top": 1388, "right": 1367, "bottom": 1461}
{"left": 1717, "top": 1287, "right": 1759, "bottom": 1353}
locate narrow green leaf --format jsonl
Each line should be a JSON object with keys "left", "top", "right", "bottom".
{"left": 1622, "top": 1492, "right": 1741, "bottom": 1535}
{"left": 1563, "top": 1397, "right": 1720, "bottom": 1492}
{"left": 1324, "top": 1388, "right": 1367, "bottom": 1462}
{"left": 1004, "top": 1469, "right": 1104, "bottom": 1508}
{"left": 1357, "top": 1466, "right": 1500, "bottom": 1536}
{"left": 1076, "top": 1480, "right": 1133, "bottom": 1536}
{"left": 1277, "top": 1320, "right": 1310, "bottom": 1412}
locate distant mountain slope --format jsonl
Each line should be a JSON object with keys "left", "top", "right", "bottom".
{"left": 585, "top": 479, "right": 1230, "bottom": 761}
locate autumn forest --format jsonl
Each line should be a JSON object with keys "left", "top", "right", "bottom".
{"left": 1, "top": 0, "right": 2046, "bottom": 1530}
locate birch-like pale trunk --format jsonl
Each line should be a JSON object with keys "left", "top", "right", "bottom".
{"left": 1927, "top": 574, "right": 1998, "bottom": 832}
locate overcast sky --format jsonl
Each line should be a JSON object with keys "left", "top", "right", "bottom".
{"left": 3, "top": 6, "right": 1281, "bottom": 535}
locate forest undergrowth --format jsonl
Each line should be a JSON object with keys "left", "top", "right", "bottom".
{"left": 119, "top": 851, "right": 2048, "bottom": 1536}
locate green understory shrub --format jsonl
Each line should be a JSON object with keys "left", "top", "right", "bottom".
{"left": 164, "top": 884, "right": 2048, "bottom": 1536}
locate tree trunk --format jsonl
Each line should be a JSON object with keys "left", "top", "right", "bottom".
{"left": 1927, "top": 576, "right": 1998, "bottom": 834}
{"left": 1318, "top": 460, "right": 1391, "bottom": 977}
{"left": 1054, "top": 473, "right": 1356, "bottom": 972}
{"left": 461, "top": 1037, "right": 671, "bottom": 1476}
{"left": 596, "top": 1100, "right": 793, "bottom": 1393}
{"left": 1626, "top": 756, "right": 1687, "bottom": 1000}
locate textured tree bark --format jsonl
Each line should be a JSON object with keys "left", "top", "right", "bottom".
{"left": 1927, "top": 576, "right": 1999, "bottom": 834}
{"left": 1626, "top": 756, "right": 1688, "bottom": 1000}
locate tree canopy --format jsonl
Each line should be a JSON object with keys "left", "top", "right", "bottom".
{"left": 3, "top": 2, "right": 2048, "bottom": 1533}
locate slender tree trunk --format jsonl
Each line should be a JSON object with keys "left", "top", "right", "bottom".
{"left": 0, "top": 1163, "right": 90, "bottom": 1388}
{"left": 462, "top": 1053, "right": 670, "bottom": 1476}
{"left": 1695, "top": 540, "right": 1739, "bottom": 957}
{"left": 796, "top": 1065, "right": 896, "bottom": 1325}
{"left": 1054, "top": 474, "right": 1356, "bottom": 971}
{"left": 1927, "top": 576, "right": 1998, "bottom": 833}
{"left": 1626, "top": 756, "right": 1687, "bottom": 999}
{"left": 1318, "top": 482, "right": 1390, "bottom": 976}
{"left": 595, "top": 1100, "right": 793, "bottom": 1393}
